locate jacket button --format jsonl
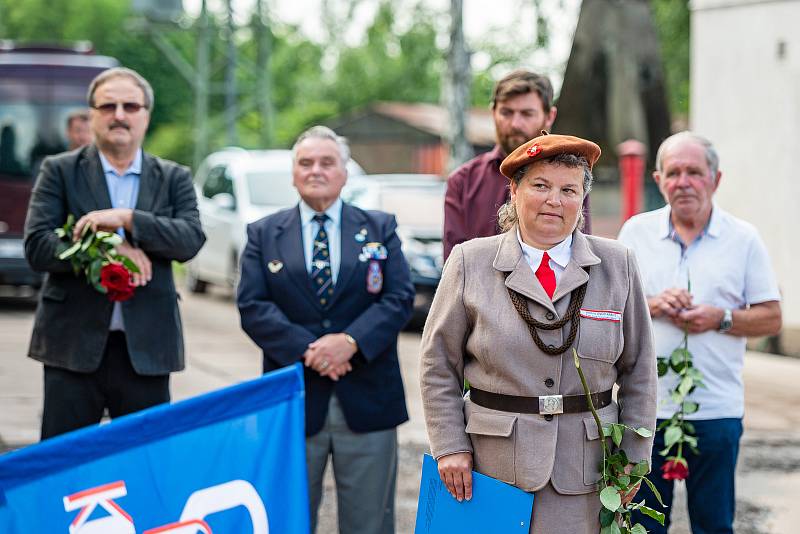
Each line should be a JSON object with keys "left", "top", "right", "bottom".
{"left": 544, "top": 414, "right": 554, "bottom": 421}
{"left": 545, "top": 311, "right": 555, "bottom": 320}
{"left": 321, "top": 319, "right": 332, "bottom": 328}
{"left": 544, "top": 378, "right": 555, "bottom": 388}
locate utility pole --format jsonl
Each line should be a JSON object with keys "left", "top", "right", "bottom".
{"left": 224, "top": 0, "right": 238, "bottom": 145}
{"left": 254, "top": 0, "right": 274, "bottom": 147}
{"left": 445, "top": 0, "right": 473, "bottom": 171}
{"left": 193, "top": 0, "right": 210, "bottom": 169}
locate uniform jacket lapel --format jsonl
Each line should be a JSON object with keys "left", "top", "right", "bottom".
{"left": 553, "top": 230, "right": 601, "bottom": 301}
{"left": 493, "top": 229, "right": 557, "bottom": 314}
{"left": 329, "top": 202, "right": 367, "bottom": 308}
{"left": 276, "top": 206, "right": 319, "bottom": 309}
{"left": 80, "top": 145, "right": 112, "bottom": 210}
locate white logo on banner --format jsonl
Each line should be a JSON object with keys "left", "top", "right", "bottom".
{"left": 63, "top": 480, "right": 269, "bottom": 534}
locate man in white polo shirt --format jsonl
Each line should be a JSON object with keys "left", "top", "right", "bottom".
{"left": 618, "top": 131, "right": 782, "bottom": 534}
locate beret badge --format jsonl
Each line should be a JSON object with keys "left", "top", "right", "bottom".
{"left": 526, "top": 144, "right": 542, "bottom": 158}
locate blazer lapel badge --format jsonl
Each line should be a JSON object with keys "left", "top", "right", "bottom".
{"left": 267, "top": 260, "right": 283, "bottom": 273}
{"left": 362, "top": 242, "right": 387, "bottom": 294}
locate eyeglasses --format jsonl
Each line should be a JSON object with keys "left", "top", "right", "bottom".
{"left": 92, "top": 102, "right": 147, "bottom": 114}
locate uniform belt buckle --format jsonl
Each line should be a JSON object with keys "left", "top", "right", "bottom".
{"left": 539, "top": 395, "right": 564, "bottom": 415}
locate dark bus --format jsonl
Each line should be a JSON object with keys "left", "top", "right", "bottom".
{"left": 0, "top": 43, "right": 117, "bottom": 288}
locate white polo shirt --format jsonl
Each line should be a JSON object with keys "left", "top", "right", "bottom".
{"left": 618, "top": 204, "right": 780, "bottom": 420}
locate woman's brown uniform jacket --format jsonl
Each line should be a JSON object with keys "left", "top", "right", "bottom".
{"left": 420, "top": 228, "right": 657, "bottom": 495}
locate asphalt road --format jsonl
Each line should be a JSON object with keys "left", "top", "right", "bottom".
{"left": 1, "top": 284, "right": 799, "bottom": 533}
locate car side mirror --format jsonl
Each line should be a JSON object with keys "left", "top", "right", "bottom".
{"left": 212, "top": 192, "right": 235, "bottom": 211}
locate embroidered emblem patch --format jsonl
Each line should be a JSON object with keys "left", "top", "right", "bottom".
{"left": 579, "top": 308, "right": 622, "bottom": 322}
{"left": 526, "top": 144, "right": 542, "bottom": 158}
{"left": 362, "top": 242, "right": 388, "bottom": 260}
{"left": 267, "top": 260, "right": 283, "bottom": 273}
{"left": 366, "top": 260, "right": 383, "bottom": 294}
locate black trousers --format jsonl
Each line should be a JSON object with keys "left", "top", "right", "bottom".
{"left": 41, "top": 331, "right": 170, "bottom": 440}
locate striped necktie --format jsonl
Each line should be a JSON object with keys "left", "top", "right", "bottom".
{"left": 311, "top": 214, "right": 333, "bottom": 306}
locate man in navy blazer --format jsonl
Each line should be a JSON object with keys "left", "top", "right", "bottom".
{"left": 237, "top": 125, "right": 414, "bottom": 534}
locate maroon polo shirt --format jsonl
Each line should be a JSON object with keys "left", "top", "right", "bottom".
{"left": 443, "top": 145, "right": 591, "bottom": 260}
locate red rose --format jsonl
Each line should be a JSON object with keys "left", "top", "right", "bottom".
{"left": 100, "top": 263, "right": 135, "bottom": 302}
{"left": 661, "top": 457, "right": 689, "bottom": 481}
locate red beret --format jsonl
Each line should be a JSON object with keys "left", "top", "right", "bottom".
{"left": 499, "top": 132, "right": 601, "bottom": 180}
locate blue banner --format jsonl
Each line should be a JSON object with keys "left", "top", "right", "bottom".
{"left": 0, "top": 363, "right": 308, "bottom": 534}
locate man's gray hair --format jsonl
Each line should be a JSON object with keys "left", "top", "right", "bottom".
{"left": 497, "top": 153, "right": 593, "bottom": 232}
{"left": 292, "top": 125, "right": 350, "bottom": 164}
{"left": 87, "top": 67, "right": 155, "bottom": 111}
{"left": 655, "top": 131, "right": 719, "bottom": 177}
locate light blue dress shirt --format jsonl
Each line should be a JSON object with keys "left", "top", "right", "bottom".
{"left": 98, "top": 149, "right": 142, "bottom": 331}
{"left": 299, "top": 198, "right": 342, "bottom": 284}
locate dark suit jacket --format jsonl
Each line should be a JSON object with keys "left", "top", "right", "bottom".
{"left": 237, "top": 202, "right": 414, "bottom": 436}
{"left": 23, "top": 144, "right": 206, "bottom": 375}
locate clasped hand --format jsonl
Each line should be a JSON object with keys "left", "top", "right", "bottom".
{"left": 650, "top": 288, "right": 723, "bottom": 333}
{"left": 303, "top": 333, "right": 357, "bottom": 381}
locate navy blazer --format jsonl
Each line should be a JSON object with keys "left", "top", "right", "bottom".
{"left": 24, "top": 145, "right": 206, "bottom": 375}
{"left": 237, "top": 202, "right": 414, "bottom": 436}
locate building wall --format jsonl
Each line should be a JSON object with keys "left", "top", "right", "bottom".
{"left": 692, "top": 0, "right": 800, "bottom": 351}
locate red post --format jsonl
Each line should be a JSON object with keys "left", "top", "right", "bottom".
{"left": 617, "top": 140, "right": 647, "bottom": 222}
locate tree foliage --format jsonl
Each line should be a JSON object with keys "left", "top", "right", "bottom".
{"left": 0, "top": 0, "right": 556, "bottom": 165}
{"left": 652, "top": 0, "right": 690, "bottom": 120}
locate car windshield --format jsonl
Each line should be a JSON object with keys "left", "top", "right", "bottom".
{"left": 245, "top": 171, "right": 299, "bottom": 206}
{"left": 345, "top": 181, "right": 444, "bottom": 231}
{"left": 0, "top": 77, "right": 88, "bottom": 179}
{"left": 382, "top": 185, "right": 444, "bottom": 230}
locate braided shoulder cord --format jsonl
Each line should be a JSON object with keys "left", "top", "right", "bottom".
{"left": 506, "top": 267, "right": 590, "bottom": 356}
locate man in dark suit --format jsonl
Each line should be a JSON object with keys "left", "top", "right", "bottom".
{"left": 237, "top": 125, "right": 414, "bottom": 534}
{"left": 24, "top": 67, "right": 205, "bottom": 439}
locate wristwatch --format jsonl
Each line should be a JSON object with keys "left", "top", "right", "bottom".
{"left": 344, "top": 333, "right": 359, "bottom": 351}
{"left": 719, "top": 309, "right": 733, "bottom": 333}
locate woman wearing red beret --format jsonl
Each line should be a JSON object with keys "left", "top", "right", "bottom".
{"left": 420, "top": 133, "right": 657, "bottom": 533}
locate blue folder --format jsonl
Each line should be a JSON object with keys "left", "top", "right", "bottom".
{"left": 414, "top": 454, "right": 535, "bottom": 533}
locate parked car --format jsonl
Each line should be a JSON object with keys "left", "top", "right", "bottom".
{"left": 186, "top": 148, "right": 364, "bottom": 292}
{"left": 341, "top": 174, "right": 445, "bottom": 326}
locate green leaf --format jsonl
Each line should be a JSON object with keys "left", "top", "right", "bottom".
{"left": 638, "top": 505, "right": 666, "bottom": 525}
{"left": 89, "top": 259, "right": 103, "bottom": 286}
{"left": 603, "top": 424, "right": 613, "bottom": 437}
{"left": 612, "top": 424, "right": 624, "bottom": 447}
{"left": 600, "top": 506, "right": 615, "bottom": 527}
{"left": 641, "top": 476, "right": 665, "bottom": 506}
{"left": 678, "top": 376, "right": 694, "bottom": 396}
{"left": 634, "top": 427, "right": 653, "bottom": 438}
{"left": 684, "top": 435, "right": 698, "bottom": 448}
{"left": 683, "top": 421, "right": 696, "bottom": 434}
{"left": 600, "top": 486, "right": 622, "bottom": 512}
{"left": 630, "top": 461, "right": 649, "bottom": 477}
{"left": 682, "top": 401, "right": 699, "bottom": 414}
{"left": 617, "top": 475, "right": 630, "bottom": 487}
{"left": 670, "top": 390, "right": 683, "bottom": 404}
{"left": 120, "top": 256, "right": 140, "bottom": 274}
{"left": 58, "top": 241, "right": 82, "bottom": 260}
{"left": 630, "top": 523, "right": 648, "bottom": 534}
{"left": 663, "top": 425, "right": 682, "bottom": 448}
{"left": 670, "top": 348, "right": 687, "bottom": 366}
{"left": 55, "top": 228, "right": 66, "bottom": 238}
{"left": 656, "top": 358, "right": 669, "bottom": 377}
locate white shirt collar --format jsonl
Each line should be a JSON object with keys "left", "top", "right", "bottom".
{"left": 516, "top": 227, "right": 573, "bottom": 269}
{"left": 299, "top": 197, "right": 342, "bottom": 227}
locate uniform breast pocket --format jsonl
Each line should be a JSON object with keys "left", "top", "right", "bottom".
{"left": 576, "top": 309, "right": 623, "bottom": 364}
{"left": 465, "top": 411, "right": 517, "bottom": 485}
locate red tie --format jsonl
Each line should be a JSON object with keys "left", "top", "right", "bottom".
{"left": 536, "top": 252, "right": 556, "bottom": 299}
